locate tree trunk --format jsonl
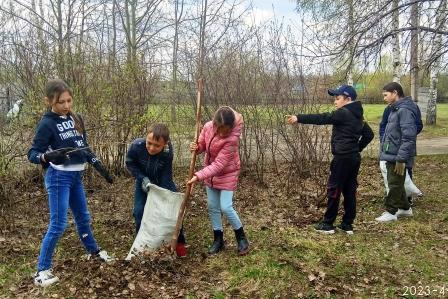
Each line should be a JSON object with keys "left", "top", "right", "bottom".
{"left": 426, "top": 0, "right": 446, "bottom": 125}
{"left": 392, "top": 0, "right": 401, "bottom": 83}
{"left": 55, "top": 0, "right": 65, "bottom": 77}
{"left": 410, "top": 2, "right": 419, "bottom": 102}
{"left": 346, "top": 0, "right": 354, "bottom": 85}
{"left": 130, "top": 0, "right": 137, "bottom": 66}
{"left": 171, "top": 0, "right": 184, "bottom": 123}
{"left": 197, "top": 0, "right": 208, "bottom": 111}
{"left": 111, "top": 0, "right": 117, "bottom": 73}
{"left": 124, "top": 0, "right": 132, "bottom": 64}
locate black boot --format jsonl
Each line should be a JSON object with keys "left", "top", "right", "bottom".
{"left": 234, "top": 227, "right": 249, "bottom": 256}
{"left": 208, "top": 230, "right": 224, "bottom": 255}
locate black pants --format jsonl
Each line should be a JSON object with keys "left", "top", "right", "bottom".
{"left": 323, "top": 154, "right": 361, "bottom": 225}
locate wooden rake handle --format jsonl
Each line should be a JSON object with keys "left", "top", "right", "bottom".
{"left": 170, "top": 78, "right": 204, "bottom": 253}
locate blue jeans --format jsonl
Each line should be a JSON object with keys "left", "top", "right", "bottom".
{"left": 38, "top": 167, "right": 99, "bottom": 271}
{"left": 133, "top": 179, "right": 185, "bottom": 243}
{"left": 133, "top": 179, "right": 147, "bottom": 234}
{"left": 206, "top": 187, "right": 243, "bottom": 231}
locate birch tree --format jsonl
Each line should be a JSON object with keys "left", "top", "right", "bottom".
{"left": 392, "top": 0, "right": 401, "bottom": 83}
{"left": 410, "top": 1, "right": 420, "bottom": 101}
{"left": 427, "top": 0, "right": 447, "bottom": 124}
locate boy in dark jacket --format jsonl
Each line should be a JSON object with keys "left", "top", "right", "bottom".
{"left": 126, "top": 123, "right": 187, "bottom": 257}
{"left": 287, "top": 85, "right": 374, "bottom": 234}
{"left": 376, "top": 82, "right": 419, "bottom": 222}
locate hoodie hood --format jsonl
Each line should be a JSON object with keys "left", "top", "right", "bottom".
{"left": 344, "top": 100, "right": 364, "bottom": 119}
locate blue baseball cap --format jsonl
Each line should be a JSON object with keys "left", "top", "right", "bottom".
{"left": 328, "top": 85, "right": 357, "bottom": 101}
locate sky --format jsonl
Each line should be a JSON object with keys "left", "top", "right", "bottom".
{"left": 244, "top": 0, "right": 298, "bottom": 26}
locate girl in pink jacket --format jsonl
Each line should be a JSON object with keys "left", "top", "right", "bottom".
{"left": 188, "top": 106, "right": 249, "bottom": 255}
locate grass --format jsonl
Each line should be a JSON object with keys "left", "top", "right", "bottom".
{"left": 1, "top": 155, "right": 447, "bottom": 297}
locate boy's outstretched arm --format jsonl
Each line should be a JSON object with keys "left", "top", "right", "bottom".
{"left": 286, "top": 111, "right": 343, "bottom": 126}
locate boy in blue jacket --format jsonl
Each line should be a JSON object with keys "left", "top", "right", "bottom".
{"left": 126, "top": 123, "right": 187, "bottom": 257}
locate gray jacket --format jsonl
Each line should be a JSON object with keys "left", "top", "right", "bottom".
{"left": 379, "top": 96, "right": 418, "bottom": 167}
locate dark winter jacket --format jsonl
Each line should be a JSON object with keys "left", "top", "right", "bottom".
{"left": 296, "top": 101, "right": 374, "bottom": 156}
{"left": 379, "top": 104, "right": 423, "bottom": 141}
{"left": 125, "top": 138, "right": 177, "bottom": 192}
{"left": 27, "top": 112, "right": 97, "bottom": 167}
{"left": 379, "top": 97, "right": 418, "bottom": 167}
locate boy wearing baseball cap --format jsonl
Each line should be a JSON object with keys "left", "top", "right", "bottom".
{"left": 286, "top": 85, "right": 374, "bottom": 234}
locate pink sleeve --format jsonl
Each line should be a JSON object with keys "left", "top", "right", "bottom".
{"left": 195, "top": 138, "right": 238, "bottom": 181}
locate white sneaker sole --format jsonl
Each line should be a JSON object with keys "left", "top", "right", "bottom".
{"left": 34, "top": 277, "right": 59, "bottom": 287}
{"left": 340, "top": 230, "right": 354, "bottom": 235}
{"left": 375, "top": 217, "right": 397, "bottom": 222}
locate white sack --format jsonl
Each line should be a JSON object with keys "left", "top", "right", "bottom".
{"left": 126, "top": 183, "right": 183, "bottom": 260}
{"left": 379, "top": 160, "right": 422, "bottom": 197}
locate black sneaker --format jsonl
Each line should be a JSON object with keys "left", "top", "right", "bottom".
{"left": 337, "top": 222, "right": 354, "bottom": 235}
{"left": 314, "top": 222, "right": 335, "bottom": 234}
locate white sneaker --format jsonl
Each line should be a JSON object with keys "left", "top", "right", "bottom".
{"left": 96, "top": 250, "right": 115, "bottom": 262}
{"left": 34, "top": 269, "right": 59, "bottom": 287}
{"left": 375, "top": 211, "right": 398, "bottom": 222}
{"left": 84, "top": 249, "right": 115, "bottom": 262}
{"left": 396, "top": 208, "right": 413, "bottom": 217}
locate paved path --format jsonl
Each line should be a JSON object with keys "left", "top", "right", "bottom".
{"left": 417, "top": 137, "right": 448, "bottom": 155}
{"left": 364, "top": 136, "right": 448, "bottom": 157}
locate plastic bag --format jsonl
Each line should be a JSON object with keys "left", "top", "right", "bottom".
{"left": 379, "top": 160, "right": 422, "bottom": 197}
{"left": 126, "top": 183, "right": 183, "bottom": 260}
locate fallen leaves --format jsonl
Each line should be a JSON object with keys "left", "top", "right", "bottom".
{"left": 1, "top": 158, "right": 448, "bottom": 297}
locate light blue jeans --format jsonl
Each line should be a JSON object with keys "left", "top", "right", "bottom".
{"left": 38, "top": 167, "right": 100, "bottom": 271}
{"left": 206, "top": 187, "right": 242, "bottom": 231}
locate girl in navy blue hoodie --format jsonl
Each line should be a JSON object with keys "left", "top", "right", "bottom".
{"left": 28, "top": 79, "right": 114, "bottom": 287}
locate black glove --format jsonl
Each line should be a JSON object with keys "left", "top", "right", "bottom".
{"left": 42, "top": 148, "right": 74, "bottom": 165}
{"left": 92, "top": 160, "right": 114, "bottom": 183}
{"left": 141, "top": 177, "right": 151, "bottom": 193}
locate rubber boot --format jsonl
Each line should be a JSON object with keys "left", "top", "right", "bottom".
{"left": 234, "top": 227, "right": 249, "bottom": 256}
{"left": 208, "top": 230, "right": 224, "bottom": 255}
